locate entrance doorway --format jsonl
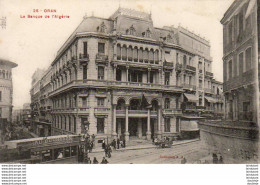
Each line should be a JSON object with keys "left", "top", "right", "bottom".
{"left": 129, "top": 118, "right": 138, "bottom": 136}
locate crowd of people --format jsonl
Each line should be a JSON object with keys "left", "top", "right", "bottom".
{"left": 78, "top": 134, "right": 127, "bottom": 164}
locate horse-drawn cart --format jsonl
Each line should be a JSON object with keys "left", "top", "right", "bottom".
{"left": 154, "top": 138, "right": 173, "bottom": 148}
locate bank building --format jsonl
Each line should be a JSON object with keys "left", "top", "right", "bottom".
{"left": 30, "top": 8, "right": 224, "bottom": 141}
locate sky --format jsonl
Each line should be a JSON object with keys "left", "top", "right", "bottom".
{"left": 0, "top": 0, "right": 234, "bottom": 108}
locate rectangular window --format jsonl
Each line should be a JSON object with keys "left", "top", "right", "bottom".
{"left": 116, "top": 68, "right": 121, "bottom": 81}
{"left": 176, "top": 53, "right": 179, "bottom": 63}
{"left": 83, "top": 65, "right": 87, "bottom": 80}
{"left": 98, "top": 66, "right": 104, "bottom": 80}
{"left": 199, "top": 80, "right": 202, "bottom": 88}
{"left": 164, "top": 118, "right": 170, "bottom": 132}
{"left": 97, "top": 98, "right": 105, "bottom": 107}
{"left": 165, "top": 98, "right": 170, "bottom": 109}
{"left": 238, "top": 12, "right": 244, "bottom": 36}
{"left": 189, "top": 76, "right": 192, "bottom": 85}
{"left": 165, "top": 72, "right": 170, "bottom": 85}
{"left": 97, "top": 118, "right": 104, "bottom": 133}
{"left": 0, "top": 91, "right": 2, "bottom": 101}
{"left": 74, "top": 117, "right": 76, "bottom": 133}
{"left": 83, "top": 42, "right": 88, "bottom": 56}
{"left": 245, "top": 47, "right": 252, "bottom": 71}
{"left": 82, "top": 97, "right": 87, "bottom": 107}
{"left": 229, "top": 60, "right": 233, "bottom": 79}
{"left": 98, "top": 43, "right": 105, "bottom": 54}
{"left": 239, "top": 53, "right": 243, "bottom": 75}
{"left": 228, "top": 22, "right": 232, "bottom": 44}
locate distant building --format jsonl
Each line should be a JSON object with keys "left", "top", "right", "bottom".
{"left": 199, "top": 0, "right": 259, "bottom": 163}
{"left": 30, "top": 68, "right": 52, "bottom": 137}
{"left": 0, "top": 58, "right": 17, "bottom": 122}
{"left": 22, "top": 103, "right": 31, "bottom": 127}
{"left": 12, "top": 109, "right": 22, "bottom": 125}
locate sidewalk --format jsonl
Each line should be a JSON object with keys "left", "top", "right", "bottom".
{"left": 91, "top": 138, "right": 200, "bottom": 153}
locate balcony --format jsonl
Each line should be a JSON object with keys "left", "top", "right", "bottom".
{"left": 184, "top": 65, "right": 196, "bottom": 72}
{"left": 49, "top": 80, "right": 183, "bottom": 97}
{"left": 163, "top": 61, "right": 174, "bottom": 69}
{"left": 163, "top": 109, "right": 182, "bottom": 116}
{"left": 96, "top": 53, "right": 108, "bottom": 65}
{"left": 224, "top": 69, "right": 255, "bottom": 92}
{"left": 79, "top": 53, "right": 89, "bottom": 64}
{"left": 205, "top": 71, "right": 213, "bottom": 78}
{"left": 94, "top": 107, "right": 110, "bottom": 115}
{"left": 128, "top": 110, "right": 148, "bottom": 117}
{"left": 204, "top": 88, "right": 214, "bottom": 94}
{"left": 238, "top": 111, "right": 253, "bottom": 122}
{"left": 182, "top": 84, "right": 196, "bottom": 91}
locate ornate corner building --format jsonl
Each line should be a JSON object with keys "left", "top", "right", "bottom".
{"left": 30, "top": 8, "right": 224, "bottom": 141}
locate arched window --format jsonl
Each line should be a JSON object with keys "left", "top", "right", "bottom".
{"left": 117, "top": 44, "right": 121, "bottom": 60}
{"left": 122, "top": 45, "right": 127, "bottom": 60}
{"left": 143, "top": 48, "right": 148, "bottom": 63}
{"left": 149, "top": 49, "right": 154, "bottom": 63}
{"left": 133, "top": 47, "right": 138, "bottom": 62}
{"left": 139, "top": 48, "right": 143, "bottom": 62}
{"left": 154, "top": 50, "right": 159, "bottom": 64}
{"left": 128, "top": 46, "right": 133, "bottom": 61}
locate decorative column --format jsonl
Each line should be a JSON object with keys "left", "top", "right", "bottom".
{"left": 114, "top": 65, "right": 117, "bottom": 81}
{"left": 112, "top": 104, "right": 117, "bottom": 138}
{"left": 146, "top": 108, "right": 151, "bottom": 140}
{"left": 157, "top": 105, "right": 162, "bottom": 139}
{"left": 138, "top": 118, "right": 142, "bottom": 138}
{"left": 124, "top": 105, "right": 129, "bottom": 141}
{"left": 148, "top": 68, "right": 151, "bottom": 83}
{"left": 126, "top": 66, "right": 129, "bottom": 82}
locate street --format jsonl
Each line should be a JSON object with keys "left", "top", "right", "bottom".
{"left": 87, "top": 140, "right": 210, "bottom": 164}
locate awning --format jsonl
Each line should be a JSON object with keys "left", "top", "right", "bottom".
{"left": 181, "top": 116, "right": 205, "bottom": 120}
{"left": 180, "top": 120, "right": 199, "bottom": 131}
{"left": 183, "top": 93, "right": 198, "bottom": 103}
{"left": 205, "top": 96, "right": 217, "bottom": 103}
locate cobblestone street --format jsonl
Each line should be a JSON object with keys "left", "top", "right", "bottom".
{"left": 86, "top": 140, "right": 210, "bottom": 164}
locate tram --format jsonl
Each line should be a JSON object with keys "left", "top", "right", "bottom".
{"left": 1, "top": 135, "right": 82, "bottom": 164}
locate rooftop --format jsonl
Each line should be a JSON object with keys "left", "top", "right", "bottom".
{"left": 0, "top": 58, "right": 18, "bottom": 68}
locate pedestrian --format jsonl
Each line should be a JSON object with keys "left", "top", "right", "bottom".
{"left": 88, "top": 157, "right": 92, "bottom": 164}
{"left": 117, "top": 138, "right": 120, "bottom": 149}
{"left": 91, "top": 134, "right": 95, "bottom": 148}
{"left": 102, "top": 140, "right": 106, "bottom": 149}
{"left": 93, "top": 157, "right": 99, "bottom": 164}
{"left": 101, "top": 157, "right": 109, "bottom": 164}
{"left": 219, "top": 156, "right": 223, "bottom": 164}
{"left": 112, "top": 139, "right": 116, "bottom": 150}
{"left": 89, "top": 141, "right": 93, "bottom": 152}
{"left": 123, "top": 139, "right": 126, "bottom": 148}
{"left": 181, "top": 157, "right": 187, "bottom": 164}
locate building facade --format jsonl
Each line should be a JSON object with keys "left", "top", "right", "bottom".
{"left": 221, "top": 0, "right": 258, "bottom": 125}
{"left": 198, "top": 0, "right": 259, "bottom": 163}
{"left": 30, "top": 68, "right": 52, "bottom": 137}
{"left": 31, "top": 8, "right": 223, "bottom": 142}
{"left": 0, "top": 58, "right": 17, "bottom": 122}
